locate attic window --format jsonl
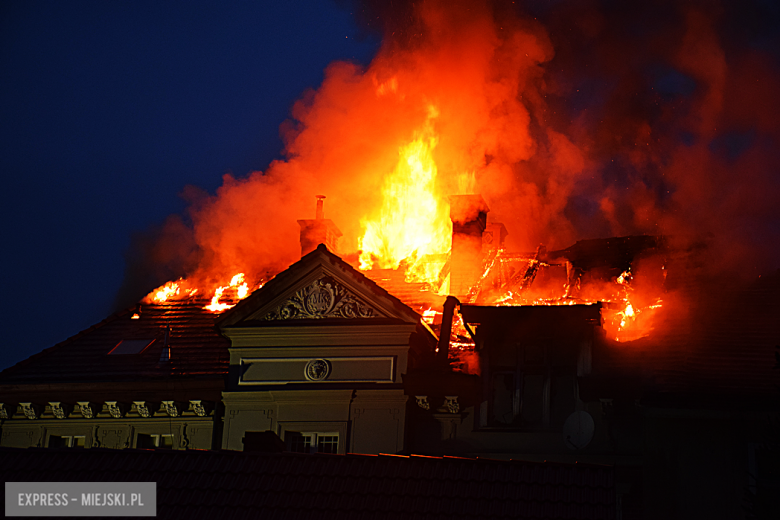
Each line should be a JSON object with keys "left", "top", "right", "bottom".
{"left": 108, "top": 339, "right": 155, "bottom": 355}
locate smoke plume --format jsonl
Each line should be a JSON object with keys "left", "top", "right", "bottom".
{"left": 118, "top": 0, "right": 780, "bottom": 306}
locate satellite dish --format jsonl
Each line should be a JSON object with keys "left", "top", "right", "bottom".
{"left": 563, "top": 411, "right": 595, "bottom": 450}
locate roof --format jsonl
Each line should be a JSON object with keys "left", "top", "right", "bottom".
{"left": 591, "top": 272, "right": 780, "bottom": 402}
{"left": 0, "top": 447, "right": 616, "bottom": 520}
{"left": 0, "top": 298, "right": 229, "bottom": 385}
{"left": 361, "top": 267, "right": 446, "bottom": 313}
{"left": 219, "top": 244, "right": 422, "bottom": 327}
{"left": 0, "top": 244, "right": 426, "bottom": 387}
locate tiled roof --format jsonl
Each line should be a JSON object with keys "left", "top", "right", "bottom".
{"left": 593, "top": 273, "right": 780, "bottom": 400}
{"left": 0, "top": 298, "right": 229, "bottom": 384}
{"left": 0, "top": 447, "right": 616, "bottom": 520}
{"left": 362, "top": 267, "right": 446, "bottom": 314}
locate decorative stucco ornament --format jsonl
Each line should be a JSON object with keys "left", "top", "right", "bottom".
{"left": 190, "top": 400, "right": 207, "bottom": 417}
{"left": 105, "top": 401, "right": 123, "bottom": 418}
{"left": 20, "top": 402, "right": 37, "bottom": 420}
{"left": 49, "top": 402, "right": 66, "bottom": 419}
{"left": 77, "top": 402, "right": 94, "bottom": 419}
{"left": 161, "top": 401, "right": 179, "bottom": 418}
{"left": 133, "top": 401, "right": 152, "bottom": 418}
{"left": 415, "top": 396, "right": 430, "bottom": 410}
{"left": 265, "top": 277, "right": 375, "bottom": 320}
{"left": 304, "top": 359, "right": 331, "bottom": 381}
{"left": 444, "top": 396, "right": 460, "bottom": 414}
{"left": 0, "top": 404, "right": 8, "bottom": 420}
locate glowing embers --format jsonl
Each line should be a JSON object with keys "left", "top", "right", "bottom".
{"left": 358, "top": 106, "right": 452, "bottom": 285}
{"left": 463, "top": 248, "right": 665, "bottom": 343}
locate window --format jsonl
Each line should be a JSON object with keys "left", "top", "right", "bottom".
{"left": 48, "top": 435, "right": 86, "bottom": 448}
{"left": 481, "top": 344, "right": 558, "bottom": 429}
{"left": 108, "top": 339, "right": 155, "bottom": 355}
{"left": 136, "top": 433, "right": 174, "bottom": 449}
{"left": 286, "top": 432, "right": 339, "bottom": 454}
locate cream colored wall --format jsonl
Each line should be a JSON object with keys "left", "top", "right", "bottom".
{"left": 222, "top": 389, "right": 408, "bottom": 454}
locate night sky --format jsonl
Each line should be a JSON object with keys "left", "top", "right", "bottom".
{"left": 0, "top": 2, "right": 379, "bottom": 370}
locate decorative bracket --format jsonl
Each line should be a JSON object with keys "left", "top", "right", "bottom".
{"left": 444, "top": 396, "right": 460, "bottom": 414}
{"left": 161, "top": 401, "right": 179, "bottom": 418}
{"left": 189, "top": 400, "right": 208, "bottom": 417}
{"left": 19, "top": 402, "right": 38, "bottom": 420}
{"left": 415, "top": 396, "right": 430, "bottom": 410}
{"left": 133, "top": 401, "right": 152, "bottom": 418}
{"left": 49, "top": 402, "right": 67, "bottom": 419}
{"left": 77, "top": 401, "right": 95, "bottom": 419}
{"left": 105, "top": 401, "right": 124, "bottom": 419}
{"left": 0, "top": 403, "right": 8, "bottom": 420}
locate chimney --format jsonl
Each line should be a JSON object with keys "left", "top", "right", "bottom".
{"left": 482, "top": 222, "right": 508, "bottom": 254}
{"left": 297, "top": 195, "right": 342, "bottom": 257}
{"left": 449, "top": 195, "right": 489, "bottom": 298}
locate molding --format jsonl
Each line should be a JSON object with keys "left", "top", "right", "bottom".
{"left": 219, "top": 258, "right": 420, "bottom": 327}
{"left": 161, "top": 401, "right": 179, "bottom": 418}
{"left": 238, "top": 356, "right": 395, "bottom": 385}
{"left": 48, "top": 402, "right": 67, "bottom": 419}
{"left": 19, "top": 402, "right": 38, "bottom": 420}
{"left": 180, "top": 423, "right": 189, "bottom": 449}
{"left": 304, "top": 359, "right": 330, "bottom": 381}
{"left": 224, "top": 323, "right": 417, "bottom": 347}
{"left": 105, "top": 401, "right": 124, "bottom": 419}
{"left": 133, "top": 401, "right": 152, "bottom": 418}
{"left": 444, "top": 396, "right": 460, "bottom": 414}
{"left": 252, "top": 389, "right": 355, "bottom": 403}
{"left": 189, "top": 400, "right": 208, "bottom": 417}
{"left": 76, "top": 402, "right": 95, "bottom": 419}
{"left": 264, "top": 276, "right": 379, "bottom": 321}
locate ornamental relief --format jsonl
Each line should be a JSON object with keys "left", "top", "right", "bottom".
{"left": 264, "top": 277, "right": 377, "bottom": 321}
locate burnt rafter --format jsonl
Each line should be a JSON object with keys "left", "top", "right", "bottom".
{"left": 505, "top": 244, "right": 548, "bottom": 292}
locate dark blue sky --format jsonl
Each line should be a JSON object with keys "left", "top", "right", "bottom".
{"left": 0, "top": 2, "right": 380, "bottom": 370}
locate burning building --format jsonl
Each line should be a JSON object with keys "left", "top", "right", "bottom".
{"left": 3, "top": 1, "right": 780, "bottom": 517}
{"left": 2, "top": 196, "right": 778, "bottom": 518}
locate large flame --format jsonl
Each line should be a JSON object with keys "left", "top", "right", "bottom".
{"left": 358, "top": 106, "right": 452, "bottom": 284}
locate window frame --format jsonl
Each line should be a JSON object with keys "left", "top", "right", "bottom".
{"left": 278, "top": 422, "right": 347, "bottom": 454}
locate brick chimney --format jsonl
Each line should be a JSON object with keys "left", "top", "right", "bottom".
{"left": 449, "top": 194, "right": 489, "bottom": 298}
{"left": 297, "top": 195, "right": 342, "bottom": 257}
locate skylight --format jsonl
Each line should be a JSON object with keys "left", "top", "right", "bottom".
{"left": 108, "top": 339, "right": 155, "bottom": 355}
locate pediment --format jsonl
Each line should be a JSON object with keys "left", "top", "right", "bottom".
{"left": 218, "top": 245, "right": 420, "bottom": 327}
{"left": 250, "top": 272, "right": 385, "bottom": 322}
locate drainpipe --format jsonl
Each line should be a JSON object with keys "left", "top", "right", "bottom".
{"left": 436, "top": 296, "right": 460, "bottom": 369}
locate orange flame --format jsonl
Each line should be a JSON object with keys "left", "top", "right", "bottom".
{"left": 203, "top": 272, "right": 250, "bottom": 313}
{"left": 358, "top": 105, "right": 452, "bottom": 284}
{"left": 150, "top": 280, "right": 181, "bottom": 303}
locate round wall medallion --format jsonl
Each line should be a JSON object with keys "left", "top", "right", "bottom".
{"left": 304, "top": 359, "right": 331, "bottom": 381}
